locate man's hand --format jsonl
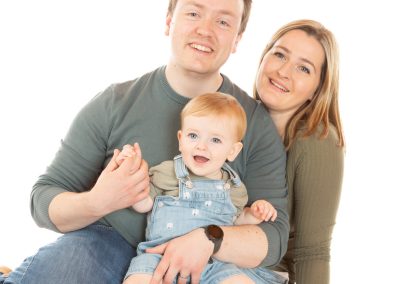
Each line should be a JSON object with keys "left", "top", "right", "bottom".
{"left": 87, "top": 146, "right": 150, "bottom": 217}
{"left": 146, "top": 228, "right": 213, "bottom": 284}
{"left": 49, "top": 144, "right": 150, "bottom": 232}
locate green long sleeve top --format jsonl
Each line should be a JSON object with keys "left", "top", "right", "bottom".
{"left": 274, "top": 124, "right": 344, "bottom": 283}
{"left": 30, "top": 66, "right": 289, "bottom": 267}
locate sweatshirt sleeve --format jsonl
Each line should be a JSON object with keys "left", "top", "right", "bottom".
{"left": 30, "top": 87, "right": 113, "bottom": 231}
{"left": 288, "top": 127, "right": 344, "bottom": 284}
{"left": 237, "top": 103, "right": 289, "bottom": 267}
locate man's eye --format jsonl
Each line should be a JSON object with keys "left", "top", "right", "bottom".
{"left": 188, "top": 12, "right": 198, "bottom": 17}
{"left": 219, "top": 20, "right": 229, "bottom": 27}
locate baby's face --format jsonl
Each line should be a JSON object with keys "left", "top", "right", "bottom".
{"left": 178, "top": 115, "right": 242, "bottom": 179}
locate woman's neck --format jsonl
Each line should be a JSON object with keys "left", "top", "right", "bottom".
{"left": 269, "top": 110, "right": 294, "bottom": 140}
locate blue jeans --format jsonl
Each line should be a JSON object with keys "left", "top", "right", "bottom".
{"left": 1, "top": 223, "right": 135, "bottom": 284}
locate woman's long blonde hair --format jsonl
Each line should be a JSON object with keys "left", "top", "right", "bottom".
{"left": 254, "top": 19, "right": 344, "bottom": 149}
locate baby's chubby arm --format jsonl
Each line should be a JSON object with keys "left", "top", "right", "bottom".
{"left": 234, "top": 199, "right": 277, "bottom": 225}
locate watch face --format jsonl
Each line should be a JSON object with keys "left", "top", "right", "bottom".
{"left": 208, "top": 225, "right": 223, "bottom": 239}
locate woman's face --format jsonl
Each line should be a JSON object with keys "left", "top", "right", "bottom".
{"left": 256, "top": 29, "right": 325, "bottom": 116}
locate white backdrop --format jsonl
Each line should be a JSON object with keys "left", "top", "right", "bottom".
{"left": 1, "top": 1, "right": 399, "bottom": 283}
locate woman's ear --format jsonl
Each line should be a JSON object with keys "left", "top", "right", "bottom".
{"left": 227, "top": 142, "right": 243, "bottom": 162}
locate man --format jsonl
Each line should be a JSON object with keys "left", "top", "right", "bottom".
{"left": 4, "top": 1, "right": 288, "bottom": 283}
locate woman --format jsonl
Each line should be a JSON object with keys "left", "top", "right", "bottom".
{"left": 254, "top": 19, "right": 345, "bottom": 284}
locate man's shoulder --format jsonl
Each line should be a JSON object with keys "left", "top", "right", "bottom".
{"left": 89, "top": 66, "right": 164, "bottom": 107}
{"left": 112, "top": 66, "right": 163, "bottom": 96}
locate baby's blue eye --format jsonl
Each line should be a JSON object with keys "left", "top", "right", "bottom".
{"left": 212, "top": 137, "right": 221, "bottom": 144}
{"left": 188, "top": 133, "right": 198, "bottom": 139}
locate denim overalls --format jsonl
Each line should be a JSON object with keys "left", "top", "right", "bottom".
{"left": 125, "top": 155, "right": 288, "bottom": 284}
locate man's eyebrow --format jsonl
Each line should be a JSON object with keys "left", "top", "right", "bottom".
{"left": 275, "top": 45, "right": 317, "bottom": 72}
{"left": 183, "top": 1, "right": 237, "bottom": 18}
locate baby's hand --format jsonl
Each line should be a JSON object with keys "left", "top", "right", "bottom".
{"left": 116, "top": 143, "right": 141, "bottom": 166}
{"left": 250, "top": 200, "right": 277, "bottom": 222}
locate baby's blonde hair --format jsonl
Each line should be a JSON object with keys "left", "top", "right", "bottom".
{"left": 181, "top": 92, "right": 247, "bottom": 141}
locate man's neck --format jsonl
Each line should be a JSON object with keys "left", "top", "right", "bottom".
{"left": 165, "top": 64, "right": 223, "bottom": 98}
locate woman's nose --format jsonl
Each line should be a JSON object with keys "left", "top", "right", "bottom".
{"left": 277, "top": 62, "right": 291, "bottom": 79}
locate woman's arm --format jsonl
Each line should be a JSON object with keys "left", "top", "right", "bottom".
{"left": 288, "top": 128, "right": 344, "bottom": 284}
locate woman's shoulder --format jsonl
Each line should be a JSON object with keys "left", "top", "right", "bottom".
{"left": 289, "top": 123, "right": 343, "bottom": 158}
{"left": 287, "top": 123, "right": 344, "bottom": 184}
{"left": 295, "top": 123, "right": 339, "bottom": 146}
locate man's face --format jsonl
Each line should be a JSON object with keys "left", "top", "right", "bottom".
{"left": 166, "top": 0, "right": 243, "bottom": 77}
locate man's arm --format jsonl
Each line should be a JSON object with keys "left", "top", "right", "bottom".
{"left": 31, "top": 85, "right": 150, "bottom": 233}
{"left": 49, "top": 150, "right": 150, "bottom": 232}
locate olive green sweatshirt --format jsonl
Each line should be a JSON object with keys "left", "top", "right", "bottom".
{"left": 30, "top": 66, "right": 289, "bottom": 266}
{"left": 274, "top": 124, "right": 344, "bottom": 283}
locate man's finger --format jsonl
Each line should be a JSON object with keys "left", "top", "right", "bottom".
{"left": 150, "top": 255, "right": 169, "bottom": 284}
{"left": 146, "top": 242, "right": 168, "bottom": 254}
{"left": 104, "top": 149, "right": 120, "bottom": 173}
{"left": 133, "top": 142, "right": 142, "bottom": 158}
{"left": 190, "top": 272, "right": 201, "bottom": 284}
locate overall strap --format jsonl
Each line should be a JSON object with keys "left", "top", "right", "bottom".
{"left": 221, "top": 162, "right": 242, "bottom": 187}
{"left": 173, "top": 154, "right": 189, "bottom": 179}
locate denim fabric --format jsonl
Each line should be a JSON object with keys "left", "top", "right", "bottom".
{"left": 2, "top": 223, "right": 135, "bottom": 284}
{"left": 242, "top": 267, "right": 289, "bottom": 284}
{"left": 125, "top": 156, "right": 286, "bottom": 283}
{"left": 126, "top": 155, "right": 241, "bottom": 282}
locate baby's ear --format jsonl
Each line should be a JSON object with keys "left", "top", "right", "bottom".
{"left": 177, "top": 130, "right": 183, "bottom": 152}
{"left": 227, "top": 142, "right": 243, "bottom": 162}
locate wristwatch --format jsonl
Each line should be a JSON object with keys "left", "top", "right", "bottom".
{"left": 203, "top": 224, "right": 224, "bottom": 254}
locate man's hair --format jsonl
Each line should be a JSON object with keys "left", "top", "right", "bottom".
{"left": 181, "top": 92, "right": 247, "bottom": 141}
{"left": 167, "top": 0, "right": 252, "bottom": 35}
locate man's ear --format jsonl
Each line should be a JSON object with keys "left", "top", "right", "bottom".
{"left": 177, "top": 130, "right": 183, "bottom": 151}
{"left": 165, "top": 14, "right": 172, "bottom": 36}
{"left": 227, "top": 142, "right": 243, "bottom": 162}
{"left": 231, "top": 33, "right": 243, "bottom": 54}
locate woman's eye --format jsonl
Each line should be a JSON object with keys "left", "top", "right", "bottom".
{"left": 298, "top": 66, "right": 311, "bottom": 74}
{"left": 274, "top": 52, "right": 285, "bottom": 59}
